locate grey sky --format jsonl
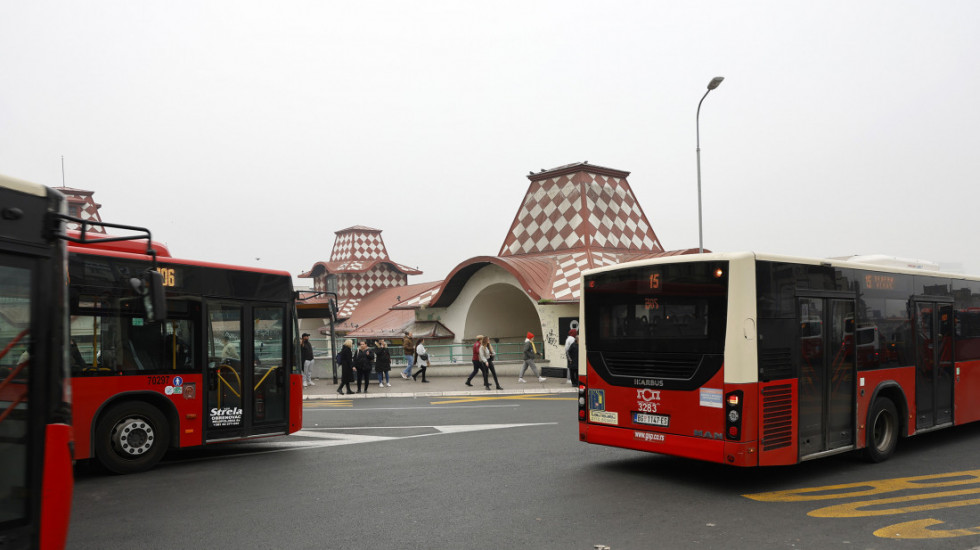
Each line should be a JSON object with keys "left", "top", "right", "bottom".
{"left": 2, "top": 1, "right": 979, "bottom": 283}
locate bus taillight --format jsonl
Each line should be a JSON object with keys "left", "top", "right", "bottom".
{"left": 725, "top": 390, "right": 744, "bottom": 440}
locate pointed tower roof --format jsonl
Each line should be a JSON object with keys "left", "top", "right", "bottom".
{"left": 498, "top": 162, "right": 663, "bottom": 257}
{"left": 426, "top": 162, "right": 695, "bottom": 308}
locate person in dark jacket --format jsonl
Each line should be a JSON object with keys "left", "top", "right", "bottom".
{"left": 336, "top": 339, "right": 354, "bottom": 395}
{"left": 375, "top": 340, "right": 392, "bottom": 387}
{"left": 483, "top": 335, "right": 503, "bottom": 390}
{"left": 354, "top": 341, "right": 374, "bottom": 393}
{"left": 301, "top": 333, "right": 315, "bottom": 387}
{"left": 567, "top": 332, "right": 579, "bottom": 385}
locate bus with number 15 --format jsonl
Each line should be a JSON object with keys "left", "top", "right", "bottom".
{"left": 577, "top": 252, "right": 980, "bottom": 466}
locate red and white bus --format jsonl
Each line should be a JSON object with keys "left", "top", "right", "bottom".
{"left": 1, "top": 175, "right": 74, "bottom": 549}
{"left": 66, "top": 233, "right": 304, "bottom": 474}
{"left": 577, "top": 252, "right": 980, "bottom": 466}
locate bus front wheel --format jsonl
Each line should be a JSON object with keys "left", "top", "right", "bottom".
{"left": 95, "top": 401, "right": 170, "bottom": 474}
{"left": 864, "top": 397, "right": 899, "bottom": 463}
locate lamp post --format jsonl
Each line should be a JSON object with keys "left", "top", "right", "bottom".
{"left": 696, "top": 76, "right": 724, "bottom": 254}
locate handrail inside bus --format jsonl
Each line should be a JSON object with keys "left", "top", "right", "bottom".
{"left": 253, "top": 365, "right": 279, "bottom": 391}
{"left": 0, "top": 329, "right": 28, "bottom": 363}
{"left": 215, "top": 364, "right": 242, "bottom": 408}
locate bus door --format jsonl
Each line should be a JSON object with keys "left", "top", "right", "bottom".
{"left": 205, "top": 301, "right": 290, "bottom": 442}
{"left": 797, "top": 296, "right": 856, "bottom": 458}
{"left": 913, "top": 301, "right": 954, "bottom": 430}
{"left": 206, "top": 301, "right": 247, "bottom": 440}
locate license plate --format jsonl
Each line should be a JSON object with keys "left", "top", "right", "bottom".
{"left": 633, "top": 412, "right": 669, "bottom": 427}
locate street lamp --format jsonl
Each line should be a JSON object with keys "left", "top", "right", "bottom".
{"left": 696, "top": 76, "right": 724, "bottom": 254}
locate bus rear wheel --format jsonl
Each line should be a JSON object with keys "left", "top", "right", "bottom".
{"left": 95, "top": 401, "right": 170, "bottom": 474}
{"left": 864, "top": 397, "right": 899, "bottom": 463}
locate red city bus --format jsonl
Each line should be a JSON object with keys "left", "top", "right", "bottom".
{"left": 578, "top": 252, "right": 980, "bottom": 466}
{"left": 66, "top": 235, "right": 303, "bottom": 474}
{"left": 1, "top": 175, "right": 73, "bottom": 549}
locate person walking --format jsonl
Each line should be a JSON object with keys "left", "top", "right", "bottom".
{"left": 301, "top": 333, "right": 315, "bottom": 387}
{"left": 564, "top": 328, "right": 578, "bottom": 385}
{"left": 519, "top": 332, "right": 546, "bottom": 383}
{"left": 354, "top": 340, "right": 374, "bottom": 393}
{"left": 336, "top": 339, "right": 354, "bottom": 395}
{"left": 412, "top": 337, "right": 430, "bottom": 383}
{"left": 567, "top": 331, "right": 580, "bottom": 386}
{"left": 483, "top": 335, "right": 503, "bottom": 390}
{"left": 465, "top": 335, "right": 489, "bottom": 389}
{"left": 400, "top": 331, "right": 415, "bottom": 379}
{"left": 375, "top": 339, "right": 392, "bottom": 387}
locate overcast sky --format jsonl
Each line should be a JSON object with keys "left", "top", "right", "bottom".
{"left": 3, "top": 1, "right": 979, "bottom": 284}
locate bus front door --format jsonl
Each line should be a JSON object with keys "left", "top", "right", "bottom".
{"left": 913, "top": 301, "right": 954, "bottom": 430}
{"left": 206, "top": 302, "right": 247, "bottom": 441}
{"left": 205, "top": 302, "right": 290, "bottom": 442}
{"left": 798, "top": 297, "right": 856, "bottom": 458}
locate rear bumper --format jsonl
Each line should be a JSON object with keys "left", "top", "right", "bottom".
{"left": 579, "top": 421, "right": 759, "bottom": 466}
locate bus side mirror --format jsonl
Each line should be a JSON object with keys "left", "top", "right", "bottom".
{"left": 130, "top": 270, "right": 168, "bottom": 322}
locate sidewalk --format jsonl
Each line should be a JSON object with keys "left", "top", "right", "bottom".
{"left": 302, "top": 361, "right": 577, "bottom": 400}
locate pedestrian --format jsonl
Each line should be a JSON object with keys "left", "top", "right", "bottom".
{"left": 400, "top": 331, "right": 415, "bottom": 379}
{"left": 564, "top": 328, "right": 578, "bottom": 385}
{"left": 336, "top": 339, "right": 354, "bottom": 395}
{"left": 301, "top": 333, "right": 315, "bottom": 387}
{"left": 375, "top": 339, "right": 392, "bottom": 387}
{"left": 567, "top": 332, "right": 579, "bottom": 386}
{"left": 412, "top": 337, "right": 430, "bottom": 383}
{"left": 354, "top": 340, "right": 374, "bottom": 393}
{"left": 465, "top": 335, "right": 489, "bottom": 389}
{"left": 483, "top": 335, "right": 503, "bottom": 390}
{"left": 221, "top": 335, "right": 239, "bottom": 363}
{"left": 519, "top": 332, "right": 546, "bottom": 383}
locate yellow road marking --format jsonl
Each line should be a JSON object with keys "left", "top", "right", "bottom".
{"left": 745, "top": 469, "right": 980, "bottom": 502}
{"left": 875, "top": 518, "right": 980, "bottom": 539}
{"left": 809, "top": 488, "right": 980, "bottom": 518}
{"left": 304, "top": 400, "right": 354, "bottom": 408}
{"left": 431, "top": 394, "right": 575, "bottom": 405}
{"left": 744, "top": 469, "right": 980, "bottom": 541}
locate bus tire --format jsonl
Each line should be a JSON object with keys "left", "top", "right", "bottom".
{"left": 864, "top": 397, "right": 899, "bottom": 463}
{"left": 95, "top": 401, "right": 170, "bottom": 474}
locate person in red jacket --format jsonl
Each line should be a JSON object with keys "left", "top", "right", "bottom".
{"left": 465, "top": 335, "right": 490, "bottom": 389}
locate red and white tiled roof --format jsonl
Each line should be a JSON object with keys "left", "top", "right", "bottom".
{"left": 330, "top": 226, "right": 389, "bottom": 262}
{"left": 499, "top": 163, "right": 663, "bottom": 257}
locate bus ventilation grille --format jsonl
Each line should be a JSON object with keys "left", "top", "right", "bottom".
{"left": 759, "top": 348, "right": 793, "bottom": 380}
{"left": 761, "top": 384, "right": 793, "bottom": 451}
{"left": 598, "top": 352, "right": 701, "bottom": 379}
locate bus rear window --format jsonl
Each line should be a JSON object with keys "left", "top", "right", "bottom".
{"left": 584, "top": 261, "right": 728, "bottom": 356}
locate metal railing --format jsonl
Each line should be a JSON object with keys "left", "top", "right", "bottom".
{"left": 307, "top": 338, "right": 545, "bottom": 366}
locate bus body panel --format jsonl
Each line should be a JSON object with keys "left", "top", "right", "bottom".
{"left": 289, "top": 373, "right": 304, "bottom": 434}
{"left": 955, "top": 359, "right": 980, "bottom": 425}
{"left": 855, "top": 367, "right": 916, "bottom": 446}
{"left": 71, "top": 375, "right": 206, "bottom": 459}
{"left": 39, "top": 423, "right": 73, "bottom": 550}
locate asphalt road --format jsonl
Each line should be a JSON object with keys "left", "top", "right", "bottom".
{"left": 68, "top": 395, "right": 980, "bottom": 549}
